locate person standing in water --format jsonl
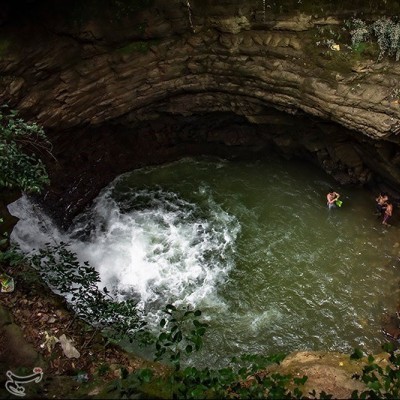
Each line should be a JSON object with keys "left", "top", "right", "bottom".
{"left": 375, "top": 192, "right": 388, "bottom": 215}
{"left": 327, "top": 188, "right": 340, "bottom": 209}
{"left": 382, "top": 200, "right": 393, "bottom": 226}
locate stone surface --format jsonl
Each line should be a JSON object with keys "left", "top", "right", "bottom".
{"left": 272, "top": 351, "right": 369, "bottom": 398}
{"left": 0, "top": 1, "right": 399, "bottom": 138}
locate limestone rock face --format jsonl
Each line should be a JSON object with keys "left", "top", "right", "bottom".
{"left": 1, "top": 0, "right": 400, "bottom": 220}
{"left": 0, "top": 1, "right": 399, "bottom": 138}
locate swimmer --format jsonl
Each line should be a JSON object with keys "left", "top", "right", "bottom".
{"left": 382, "top": 200, "right": 393, "bottom": 226}
{"left": 376, "top": 192, "right": 389, "bottom": 215}
{"left": 327, "top": 188, "right": 340, "bottom": 209}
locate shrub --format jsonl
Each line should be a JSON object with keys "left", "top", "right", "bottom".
{"left": 372, "top": 18, "right": 400, "bottom": 61}
{"left": 350, "top": 19, "right": 370, "bottom": 47}
{"left": 348, "top": 17, "right": 400, "bottom": 61}
{"left": 0, "top": 106, "right": 51, "bottom": 193}
{"left": 30, "top": 242, "right": 146, "bottom": 340}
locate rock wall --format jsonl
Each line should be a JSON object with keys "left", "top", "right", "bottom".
{"left": 2, "top": 0, "right": 400, "bottom": 222}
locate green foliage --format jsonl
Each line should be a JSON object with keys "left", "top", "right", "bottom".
{"left": 373, "top": 18, "right": 400, "bottom": 61}
{"left": 351, "top": 343, "right": 400, "bottom": 399}
{"left": 350, "top": 348, "right": 365, "bottom": 360}
{"left": 142, "top": 351, "right": 309, "bottom": 399}
{"left": 97, "top": 363, "right": 111, "bottom": 376}
{"left": 0, "top": 106, "right": 51, "bottom": 193}
{"left": 0, "top": 218, "right": 7, "bottom": 247}
{"left": 18, "top": 238, "right": 400, "bottom": 399}
{"left": 30, "top": 242, "right": 146, "bottom": 340}
{"left": 0, "top": 108, "right": 50, "bottom": 269}
{"left": 155, "top": 304, "right": 208, "bottom": 371}
{"left": 0, "top": 218, "right": 23, "bottom": 266}
{"left": 113, "top": 306, "right": 312, "bottom": 399}
{"left": 116, "top": 341, "right": 400, "bottom": 399}
{"left": 349, "top": 19, "right": 370, "bottom": 47}
{"left": 350, "top": 41, "right": 379, "bottom": 60}
{"left": 348, "top": 17, "right": 400, "bottom": 61}
{"left": 0, "top": 241, "right": 24, "bottom": 265}
{"left": 107, "top": 367, "right": 154, "bottom": 398}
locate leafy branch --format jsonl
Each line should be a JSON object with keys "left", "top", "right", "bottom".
{"left": 0, "top": 106, "right": 53, "bottom": 193}
{"left": 30, "top": 242, "right": 146, "bottom": 341}
{"left": 351, "top": 343, "right": 400, "bottom": 398}
{"left": 155, "top": 304, "right": 208, "bottom": 371}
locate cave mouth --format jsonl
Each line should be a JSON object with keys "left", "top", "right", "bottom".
{"left": 10, "top": 154, "right": 399, "bottom": 368}
{"left": 39, "top": 108, "right": 387, "bottom": 229}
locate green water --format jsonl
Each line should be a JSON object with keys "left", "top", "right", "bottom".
{"left": 91, "top": 155, "right": 399, "bottom": 367}
{"left": 10, "top": 153, "right": 395, "bottom": 366}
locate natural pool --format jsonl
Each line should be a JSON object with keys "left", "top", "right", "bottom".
{"left": 9, "top": 155, "right": 400, "bottom": 367}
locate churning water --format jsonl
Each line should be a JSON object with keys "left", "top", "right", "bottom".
{"left": 9, "top": 156, "right": 400, "bottom": 367}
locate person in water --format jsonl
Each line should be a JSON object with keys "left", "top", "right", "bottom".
{"left": 382, "top": 200, "right": 393, "bottom": 226}
{"left": 376, "top": 192, "right": 389, "bottom": 215}
{"left": 327, "top": 188, "right": 340, "bottom": 209}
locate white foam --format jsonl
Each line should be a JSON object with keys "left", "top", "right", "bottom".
{"left": 9, "top": 185, "right": 240, "bottom": 325}
{"left": 9, "top": 195, "right": 66, "bottom": 251}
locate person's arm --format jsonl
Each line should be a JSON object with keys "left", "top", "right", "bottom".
{"left": 327, "top": 194, "right": 334, "bottom": 204}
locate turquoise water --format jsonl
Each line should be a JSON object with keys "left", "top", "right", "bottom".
{"left": 10, "top": 155, "right": 400, "bottom": 367}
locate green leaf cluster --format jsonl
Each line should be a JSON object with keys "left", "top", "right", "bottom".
{"left": 30, "top": 242, "right": 146, "bottom": 340}
{"left": 0, "top": 239, "right": 24, "bottom": 265}
{"left": 155, "top": 305, "right": 208, "bottom": 371}
{"left": 348, "top": 17, "right": 400, "bottom": 61}
{"left": 115, "top": 305, "right": 312, "bottom": 399}
{"left": 0, "top": 106, "right": 51, "bottom": 193}
{"left": 351, "top": 342, "right": 400, "bottom": 399}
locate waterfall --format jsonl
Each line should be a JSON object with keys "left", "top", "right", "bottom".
{"left": 9, "top": 181, "right": 240, "bottom": 324}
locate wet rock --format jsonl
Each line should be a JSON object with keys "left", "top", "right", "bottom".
{"left": 270, "top": 351, "right": 368, "bottom": 399}
{"left": 382, "top": 314, "right": 400, "bottom": 341}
